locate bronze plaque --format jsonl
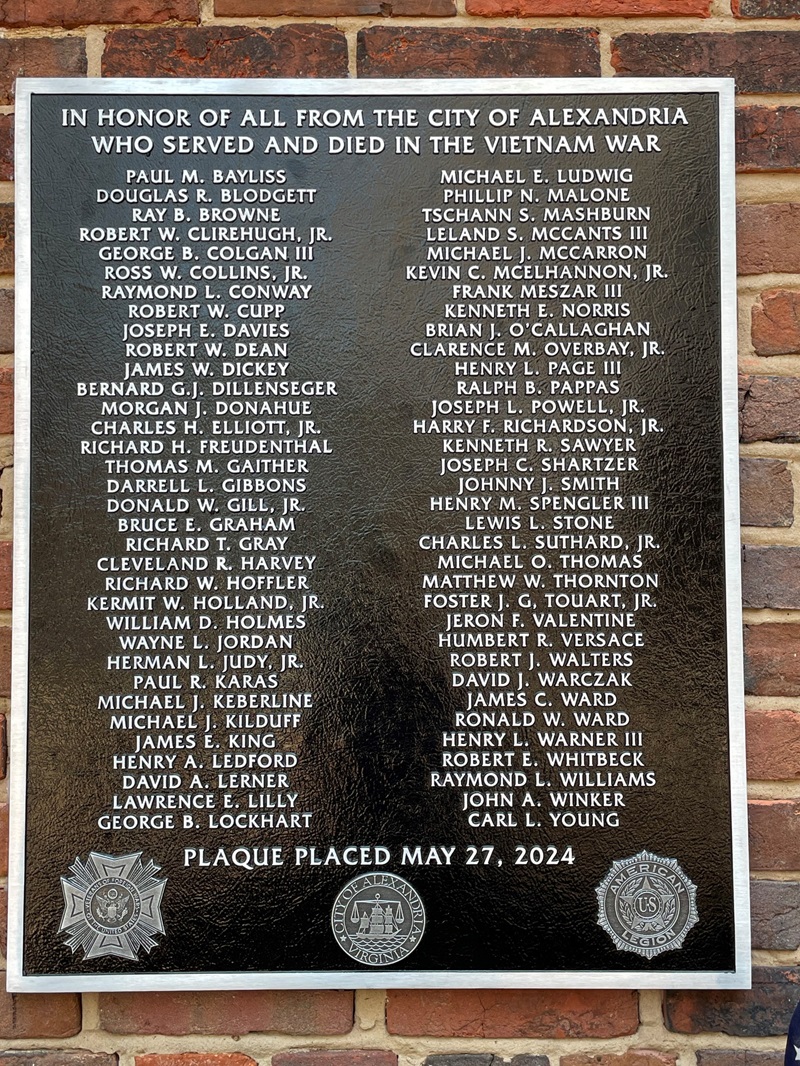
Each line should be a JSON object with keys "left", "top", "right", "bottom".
{"left": 9, "top": 78, "right": 748, "bottom": 990}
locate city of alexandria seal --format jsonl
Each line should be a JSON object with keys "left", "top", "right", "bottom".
{"left": 331, "top": 872, "right": 425, "bottom": 967}
{"left": 596, "top": 850, "right": 698, "bottom": 959}
{"left": 60, "top": 851, "right": 167, "bottom": 960}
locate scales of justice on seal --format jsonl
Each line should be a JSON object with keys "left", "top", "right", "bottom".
{"left": 8, "top": 75, "right": 749, "bottom": 991}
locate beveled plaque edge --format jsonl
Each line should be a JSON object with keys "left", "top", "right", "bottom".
{"left": 7, "top": 76, "right": 749, "bottom": 992}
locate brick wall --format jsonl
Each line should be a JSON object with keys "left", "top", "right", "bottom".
{"left": 2, "top": 0, "right": 800, "bottom": 1062}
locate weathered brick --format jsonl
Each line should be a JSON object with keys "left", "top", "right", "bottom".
{"left": 387, "top": 989, "right": 638, "bottom": 1038}
{"left": 0, "top": 541, "right": 12, "bottom": 611}
{"left": 0, "top": 206, "right": 13, "bottom": 275}
{"left": 466, "top": 0, "right": 707, "bottom": 14}
{"left": 737, "top": 108, "right": 800, "bottom": 172}
{"left": 733, "top": 0, "right": 800, "bottom": 15}
{"left": 0, "top": 714, "right": 7, "bottom": 781}
{"left": 666, "top": 966, "right": 800, "bottom": 1034}
{"left": 740, "top": 375, "right": 800, "bottom": 443}
{"left": 740, "top": 458, "right": 793, "bottom": 527}
{"left": 612, "top": 32, "right": 800, "bottom": 92}
{"left": 749, "top": 801, "right": 800, "bottom": 870}
{"left": 747, "top": 709, "right": 800, "bottom": 779}
{"left": 561, "top": 1055, "right": 675, "bottom": 1066}
{"left": 0, "top": 991, "right": 81, "bottom": 1038}
{"left": 357, "top": 27, "right": 600, "bottom": 78}
{"left": 0, "top": 38, "right": 86, "bottom": 105}
{"left": 0, "top": 885, "right": 7, "bottom": 957}
{"left": 426, "top": 1058, "right": 548, "bottom": 1066}
{"left": 100, "top": 990, "right": 353, "bottom": 1035}
{"left": 425, "top": 1059, "right": 493, "bottom": 1066}
{"left": 138, "top": 1056, "right": 254, "bottom": 1066}
{"left": 103, "top": 26, "right": 348, "bottom": 78}
{"left": 0, "top": 0, "right": 198, "bottom": 27}
{"left": 742, "top": 545, "right": 800, "bottom": 607}
{"left": 745, "top": 622, "right": 800, "bottom": 695}
{"left": 273, "top": 1054, "right": 395, "bottom": 1066}
{"left": 0, "top": 115, "right": 12, "bottom": 183}
{"left": 217, "top": 0, "right": 454, "bottom": 15}
{"left": 0, "top": 803, "right": 7, "bottom": 878}
{"left": 750, "top": 880, "right": 800, "bottom": 950}
{"left": 0, "top": 1054, "right": 116, "bottom": 1066}
{"left": 752, "top": 290, "right": 800, "bottom": 354}
{"left": 0, "top": 291, "right": 13, "bottom": 354}
{"left": 739, "top": 204, "right": 800, "bottom": 275}
{"left": 0, "top": 628, "right": 10, "bottom": 697}
{"left": 696, "top": 1053, "right": 783, "bottom": 1066}
{"left": 0, "top": 368, "right": 13, "bottom": 436}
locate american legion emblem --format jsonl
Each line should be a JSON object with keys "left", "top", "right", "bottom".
{"left": 331, "top": 871, "right": 425, "bottom": 966}
{"left": 595, "top": 850, "right": 698, "bottom": 958}
{"left": 60, "top": 851, "right": 167, "bottom": 960}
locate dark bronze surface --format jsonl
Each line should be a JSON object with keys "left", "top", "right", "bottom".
{"left": 20, "top": 89, "right": 735, "bottom": 979}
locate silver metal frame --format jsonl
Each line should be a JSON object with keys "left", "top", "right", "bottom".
{"left": 9, "top": 77, "right": 749, "bottom": 991}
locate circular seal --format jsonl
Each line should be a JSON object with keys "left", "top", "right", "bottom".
{"left": 331, "top": 872, "right": 425, "bottom": 967}
{"left": 84, "top": 876, "right": 142, "bottom": 937}
{"left": 596, "top": 850, "right": 698, "bottom": 959}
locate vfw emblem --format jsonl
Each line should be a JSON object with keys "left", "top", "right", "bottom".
{"left": 331, "top": 872, "right": 425, "bottom": 966}
{"left": 596, "top": 850, "right": 698, "bottom": 958}
{"left": 60, "top": 851, "right": 167, "bottom": 960}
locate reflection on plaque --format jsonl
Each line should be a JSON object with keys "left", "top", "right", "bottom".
{"left": 8, "top": 78, "right": 749, "bottom": 990}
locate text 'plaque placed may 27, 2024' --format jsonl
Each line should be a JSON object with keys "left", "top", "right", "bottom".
{"left": 9, "top": 78, "right": 749, "bottom": 991}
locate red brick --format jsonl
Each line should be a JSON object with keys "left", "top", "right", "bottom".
{"left": 739, "top": 204, "right": 800, "bottom": 275}
{"left": 745, "top": 622, "right": 800, "bottom": 695}
{"left": 750, "top": 801, "right": 800, "bottom": 870}
{"left": 386, "top": 989, "right": 638, "bottom": 1038}
{"left": 425, "top": 1058, "right": 547, "bottom": 1066}
{"left": 0, "top": 1054, "right": 116, "bottom": 1066}
{"left": 0, "top": 0, "right": 198, "bottom": 27}
{"left": 0, "top": 368, "right": 13, "bottom": 436}
{"left": 273, "top": 1054, "right": 396, "bottom": 1066}
{"left": 217, "top": 0, "right": 454, "bottom": 14}
{"left": 561, "top": 1056, "right": 675, "bottom": 1066}
{"left": 0, "top": 542, "right": 12, "bottom": 610}
{"left": 0, "top": 885, "right": 7, "bottom": 956}
{"left": 0, "top": 715, "right": 7, "bottom": 781}
{"left": 467, "top": 0, "right": 706, "bottom": 14}
{"left": 138, "top": 1057, "right": 253, "bottom": 1066}
{"left": 103, "top": 26, "right": 347, "bottom": 78}
{"left": 752, "top": 290, "right": 800, "bottom": 354}
{"left": 742, "top": 545, "right": 800, "bottom": 607}
{"left": 0, "top": 38, "right": 86, "bottom": 105}
{"left": 740, "top": 375, "right": 800, "bottom": 443}
{"left": 0, "top": 804, "right": 6, "bottom": 878}
{"left": 734, "top": 0, "right": 800, "bottom": 14}
{"left": 0, "top": 291, "right": 13, "bottom": 354}
{"left": 0, "top": 628, "right": 10, "bottom": 698}
{"left": 747, "top": 709, "right": 800, "bottom": 779}
{"left": 737, "top": 108, "right": 800, "bottom": 172}
{"left": 612, "top": 32, "right": 800, "bottom": 92}
{"left": 666, "top": 966, "right": 800, "bottom": 1034}
{"left": 0, "top": 115, "right": 12, "bottom": 183}
{"left": 750, "top": 881, "right": 800, "bottom": 950}
{"left": 100, "top": 990, "right": 353, "bottom": 1035}
{"left": 0, "top": 206, "right": 13, "bottom": 276}
{"left": 740, "top": 458, "right": 793, "bottom": 527}
{"left": 0, "top": 991, "right": 81, "bottom": 1038}
{"left": 357, "top": 28, "right": 600, "bottom": 77}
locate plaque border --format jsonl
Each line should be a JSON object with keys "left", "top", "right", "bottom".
{"left": 8, "top": 76, "right": 749, "bottom": 991}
